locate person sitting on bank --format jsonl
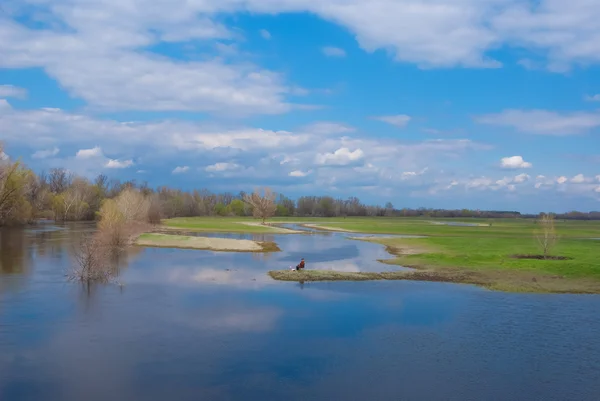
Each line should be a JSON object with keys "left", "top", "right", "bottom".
{"left": 296, "top": 258, "right": 305, "bottom": 271}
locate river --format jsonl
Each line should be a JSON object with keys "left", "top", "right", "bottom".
{"left": 1, "top": 222, "right": 599, "bottom": 401}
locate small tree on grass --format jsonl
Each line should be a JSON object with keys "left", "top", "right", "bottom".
{"left": 243, "top": 187, "right": 277, "bottom": 224}
{"left": 535, "top": 213, "right": 559, "bottom": 259}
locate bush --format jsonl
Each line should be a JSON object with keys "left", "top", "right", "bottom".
{"left": 67, "top": 234, "right": 114, "bottom": 283}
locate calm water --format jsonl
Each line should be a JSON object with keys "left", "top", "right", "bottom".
{"left": 1, "top": 223, "right": 600, "bottom": 401}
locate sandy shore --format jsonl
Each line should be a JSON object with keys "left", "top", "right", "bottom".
{"left": 135, "top": 233, "right": 280, "bottom": 252}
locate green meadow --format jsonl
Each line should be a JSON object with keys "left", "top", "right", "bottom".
{"left": 161, "top": 216, "right": 600, "bottom": 293}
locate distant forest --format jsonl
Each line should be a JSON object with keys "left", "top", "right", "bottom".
{"left": 1, "top": 145, "right": 599, "bottom": 226}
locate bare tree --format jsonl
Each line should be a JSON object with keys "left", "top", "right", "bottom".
{"left": 243, "top": 187, "right": 277, "bottom": 224}
{"left": 115, "top": 188, "right": 150, "bottom": 222}
{"left": 48, "top": 168, "right": 73, "bottom": 194}
{"left": 67, "top": 233, "right": 114, "bottom": 284}
{"left": 535, "top": 213, "right": 559, "bottom": 259}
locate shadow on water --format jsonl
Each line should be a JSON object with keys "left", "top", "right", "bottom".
{"left": 0, "top": 227, "right": 31, "bottom": 275}
{"left": 1, "top": 222, "right": 600, "bottom": 401}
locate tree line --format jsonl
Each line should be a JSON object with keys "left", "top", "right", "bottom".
{"left": 1, "top": 142, "right": 599, "bottom": 226}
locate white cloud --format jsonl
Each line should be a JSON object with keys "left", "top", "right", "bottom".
{"left": 476, "top": 110, "right": 600, "bottom": 135}
{"left": 3, "top": 0, "right": 600, "bottom": 118}
{"left": 172, "top": 166, "right": 190, "bottom": 174}
{"left": 76, "top": 146, "right": 103, "bottom": 159}
{"left": 596, "top": 175, "right": 600, "bottom": 182}
{"left": 105, "top": 159, "right": 134, "bottom": 169}
{"left": 205, "top": 162, "right": 241, "bottom": 172}
{"left": 260, "top": 29, "right": 271, "bottom": 40}
{"left": 500, "top": 155, "right": 532, "bottom": 169}
{"left": 322, "top": 46, "right": 346, "bottom": 57}
{"left": 289, "top": 170, "right": 311, "bottom": 177}
{"left": 0, "top": 151, "right": 8, "bottom": 161}
{"left": 466, "top": 177, "right": 494, "bottom": 189}
{"left": 0, "top": 101, "right": 496, "bottom": 194}
{"left": 596, "top": 186, "right": 600, "bottom": 193}
{"left": 400, "top": 167, "right": 428, "bottom": 180}
{"left": 315, "top": 147, "right": 364, "bottom": 166}
{"left": 570, "top": 174, "right": 586, "bottom": 183}
{"left": 373, "top": 114, "right": 412, "bottom": 128}
{"left": 557, "top": 176, "right": 568, "bottom": 184}
{"left": 32, "top": 147, "right": 60, "bottom": 159}
{"left": 514, "top": 173, "right": 530, "bottom": 183}
{"left": 0, "top": 16, "right": 294, "bottom": 116}
{"left": 585, "top": 94, "right": 600, "bottom": 102}
{"left": 0, "top": 85, "right": 27, "bottom": 99}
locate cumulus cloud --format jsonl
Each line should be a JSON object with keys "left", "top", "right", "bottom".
{"left": 76, "top": 146, "right": 103, "bottom": 159}
{"left": 0, "top": 85, "right": 27, "bottom": 99}
{"left": 0, "top": 100, "right": 499, "bottom": 195}
{"left": 322, "top": 46, "right": 346, "bottom": 57}
{"left": 289, "top": 170, "right": 311, "bottom": 177}
{"left": 570, "top": 174, "right": 586, "bottom": 183}
{"left": 32, "top": 147, "right": 60, "bottom": 159}
{"left": 0, "top": 12, "right": 295, "bottom": 116}
{"left": 373, "top": 114, "right": 412, "bottom": 128}
{"left": 500, "top": 155, "right": 532, "bottom": 169}
{"left": 315, "top": 147, "right": 365, "bottom": 166}
{"left": 3, "top": 0, "right": 600, "bottom": 125}
{"left": 105, "top": 159, "right": 134, "bottom": 169}
{"left": 585, "top": 94, "right": 600, "bottom": 102}
{"left": 513, "top": 173, "right": 530, "bottom": 183}
{"left": 172, "top": 166, "right": 190, "bottom": 174}
{"left": 476, "top": 110, "right": 600, "bottom": 135}
{"left": 205, "top": 162, "right": 241, "bottom": 172}
{"left": 557, "top": 176, "right": 568, "bottom": 184}
{"left": 400, "top": 167, "right": 428, "bottom": 180}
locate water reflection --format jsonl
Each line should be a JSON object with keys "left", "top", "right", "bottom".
{"left": 2, "top": 223, "right": 600, "bottom": 401}
{"left": 0, "top": 227, "right": 31, "bottom": 275}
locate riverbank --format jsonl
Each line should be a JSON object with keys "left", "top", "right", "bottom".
{"left": 267, "top": 268, "right": 600, "bottom": 294}
{"left": 161, "top": 217, "right": 303, "bottom": 233}
{"left": 298, "top": 235, "right": 600, "bottom": 294}
{"left": 135, "top": 233, "right": 281, "bottom": 252}
{"left": 159, "top": 216, "right": 600, "bottom": 293}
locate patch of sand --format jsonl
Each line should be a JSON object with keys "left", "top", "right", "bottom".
{"left": 136, "top": 233, "right": 278, "bottom": 252}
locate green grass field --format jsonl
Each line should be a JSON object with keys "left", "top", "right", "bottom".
{"left": 162, "top": 217, "right": 294, "bottom": 233}
{"left": 161, "top": 216, "right": 600, "bottom": 293}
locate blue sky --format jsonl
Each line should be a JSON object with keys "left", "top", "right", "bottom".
{"left": 1, "top": 0, "right": 600, "bottom": 213}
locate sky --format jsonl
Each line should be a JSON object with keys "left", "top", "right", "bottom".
{"left": 1, "top": 0, "right": 600, "bottom": 214}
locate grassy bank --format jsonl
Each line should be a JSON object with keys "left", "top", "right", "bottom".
{"left": 162, "top": 216, "right": 600, "bottom": 238}
{"left": 302, "top": 217, "right": 600, "bottom": 238}
{"left": 346, "top": 235, "right": 600, "bottom": 293}
{"left": 135, "top": 233, "right": 280, "bottom": 252}
{"left": 268, "top": 268, "right": 600, "bottom": 294}
{"left": 161, "top": 217, "right": 303, "bottom": 233}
